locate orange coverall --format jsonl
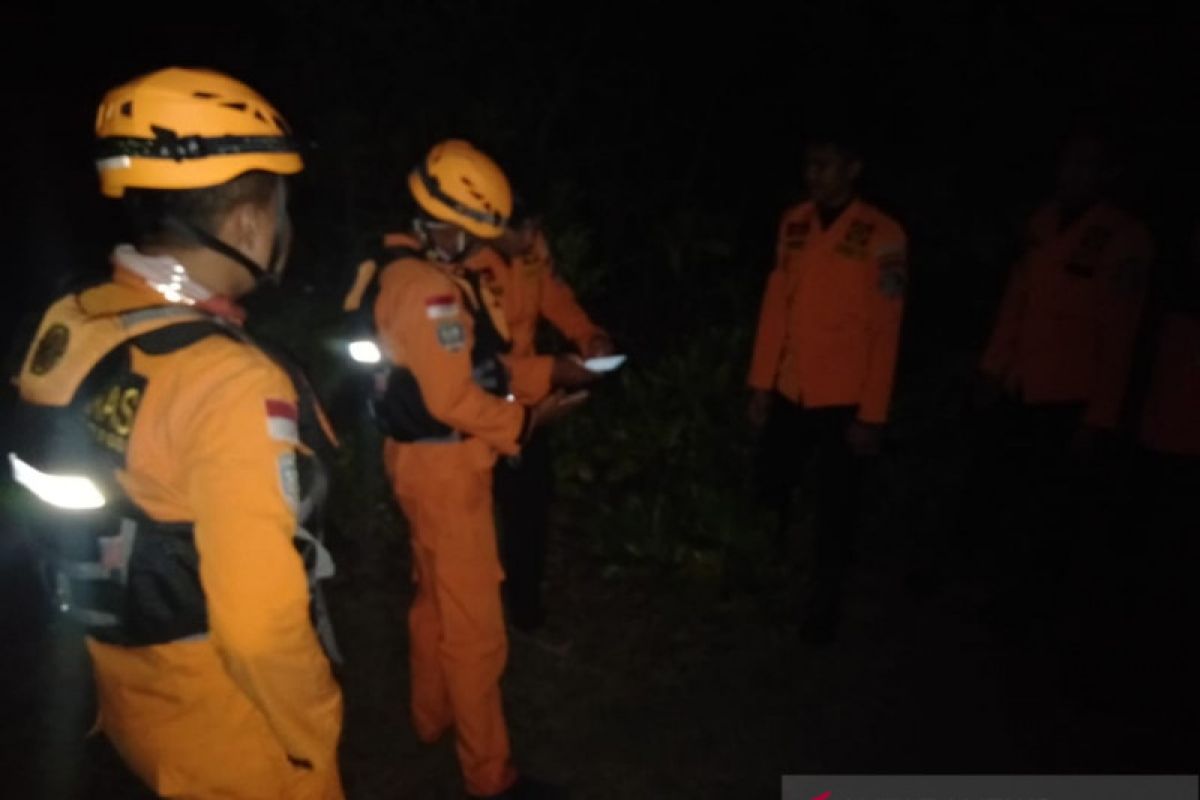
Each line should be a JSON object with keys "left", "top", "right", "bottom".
{"left": 374, "top": 233, "right": 527, "bottom": 798}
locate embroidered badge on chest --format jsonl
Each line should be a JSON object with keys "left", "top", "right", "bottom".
{"left": 785, "top": 220, "right": 810, "bottom": 250}
{"left": 86, "top": 373, "right": 147, "bottom": 456}
{"left": 835, "top": 220, "right": 874, "bottom": 260}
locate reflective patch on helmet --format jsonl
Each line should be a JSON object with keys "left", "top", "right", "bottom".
{"left": 30, "top": 324, "right": 70, "bottom": 375}
{"left": 436, "top": 321, "right": 466, "bottom": 352}
{"left": 96, "top": 156, "right": 132, "bottom": 172}
{"left": 278, "top": 452, "right": 300, "bottom": 511}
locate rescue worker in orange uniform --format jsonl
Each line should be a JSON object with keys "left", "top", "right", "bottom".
{"left": 466, "top": 209, "right": 612, "bottom": 632}
{"left": 971, "top": 132, "right": 1153, "bottom": 638}
{"left": 8, "top": 69, "right": 344, "bottom": 798}
{"left": 747, "top": 134, "right": 908, "bottom": 643}
{"left": 344, "top": 140, "right": 576, "bottom": 799}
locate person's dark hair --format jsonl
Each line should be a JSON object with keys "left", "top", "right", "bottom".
{"left": 805, "top": 128, "right": 866, "bottom": 165}
{"left": 121, "top": 170, "right": 280, "bottom": 249}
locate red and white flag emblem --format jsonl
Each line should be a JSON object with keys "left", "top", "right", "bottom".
{"left": 425, "top": 294, "right": 459, "bottom": 320}
{"left": 265, "top": 399, "right": 299, "bottom": 444}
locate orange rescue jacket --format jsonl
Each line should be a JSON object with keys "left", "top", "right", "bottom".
{"left": 981, "top": 202, "right": 1153, "bottom": 428}
{"left": 748, "top": 199, "right": 908, "bottom": 424}
{"left": 373, "top": 233, "right": 527, "bottom": 455}
{"left": 21, "top": 269, "right": 344, "bottom": 798}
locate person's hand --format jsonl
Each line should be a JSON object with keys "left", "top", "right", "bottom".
{"left": 846, "top": 419, "right": 884, "bottom": 456}
{"left": 748, "top": 390, "right": 773, "bottom": 430}
{"left": 581, "top": 334, "right": 616, "bottom": 359}
{"left": 551, "top": 355, "right": 600, "bottom": 390}
{"left": 528, "top": 389, "right": 589, "bottom": 437}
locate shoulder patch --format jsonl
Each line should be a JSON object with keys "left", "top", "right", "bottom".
{"left": 30, "top": 324, "right": 70, "bottom": 375}
{"left": 436, "top": 321, "right": 467, "bottom": 352}
{"left": 277, "top": 452, "right": 300, "bottom": 511}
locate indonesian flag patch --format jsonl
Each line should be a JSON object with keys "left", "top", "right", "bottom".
{"left": 265, "top": 398, "right": 299, "bottom": 444}
{"left": 425, "top": 294, "right": 459, "bottom": 320}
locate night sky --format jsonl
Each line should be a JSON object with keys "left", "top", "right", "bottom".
{"left": 4, "top": 4, "right": 1196, "bottom": 323}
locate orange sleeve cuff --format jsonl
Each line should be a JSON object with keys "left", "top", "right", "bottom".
{"left": 504, "top": 354, "right": 555, "bottom": 405}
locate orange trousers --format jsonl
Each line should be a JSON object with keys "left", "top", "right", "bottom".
{"left": 89, "top": 639, "right": 344, "bottom": 800}
{"left": 386, "top": 438, "right": 517, "bottom": 797}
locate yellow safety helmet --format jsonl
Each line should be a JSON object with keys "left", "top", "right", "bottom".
{"left": 407, "top": 140, "right": 512, "bottom": 239}
{"left": 95, "top": 67, "right": 303, "bottom": 198}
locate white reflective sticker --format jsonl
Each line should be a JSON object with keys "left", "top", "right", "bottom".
{"left": 8, "top": 453, "right": 106, "bottom": 510}
{"left": 96, "top": 156, "right": 132, "bottom": 172}
{"left": 278, "top": 453, "right": 300, "bottom": 511}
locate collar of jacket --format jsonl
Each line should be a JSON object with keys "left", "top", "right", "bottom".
{"left": 112, "top": 245, "right": 246, "bottom": 325}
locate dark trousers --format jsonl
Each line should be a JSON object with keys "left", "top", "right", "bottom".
{"left": 1112, "top": 448, "right": 1199, "bottom": 649}
{"left": 964, "top": 397, "right": 1087, "bottom": 631}
{"left": 755, "top": 398, "right": 864, "bottom": 637}
{"left": 494, "top": 429, "right": 553, "bottom": 630}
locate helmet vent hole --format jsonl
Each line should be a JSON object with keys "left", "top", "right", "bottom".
{"left": 220, "top": 101, "right": 248, "bottom": 111}
{"left": 272, "top": 115, "right": 292, "bottom": 134}
{"left": 254, "top": 110, "right": 267, "bottom": 122}
{"left": 192, "top": 91, "right": 217, "bottom": 99}
{"left": 120, "top": 101, "right": 133, "bottom": 117}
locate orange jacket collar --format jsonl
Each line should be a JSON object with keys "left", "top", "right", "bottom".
{"left": 112, "top": 245, "right": 246, "bottom": 325}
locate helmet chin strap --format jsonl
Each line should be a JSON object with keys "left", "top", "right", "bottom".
{"left": 162, "top": 186, "right": 291, "bottom": 289}
{"left": 413, "top": 217, "right": 468, "bottom": 262}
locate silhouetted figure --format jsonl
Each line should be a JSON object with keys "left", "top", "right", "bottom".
{"left": 969, "top": 132, "right": 1153, "bottom": 640}
{"left": 747, "top": 134, "right": 908, "bottom": 643}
